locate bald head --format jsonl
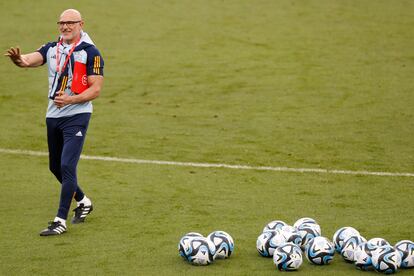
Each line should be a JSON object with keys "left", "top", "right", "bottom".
{"left": 58, "top": 9, "right": 84, "bottom": 44}
{"left": 60, "top": 9, "right": 82, "bottom": 21}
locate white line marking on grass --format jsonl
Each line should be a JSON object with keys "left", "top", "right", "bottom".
{"left": 0, "top": 148, "right": 413, "bottom": 177}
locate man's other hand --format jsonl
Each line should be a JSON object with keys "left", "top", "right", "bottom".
{"left": 54, "top": 91, "right": 72, "bottom": 108}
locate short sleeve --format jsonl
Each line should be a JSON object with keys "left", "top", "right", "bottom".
{"left": 36, "top": 42, "right": 56, "bottom": 65}
{"left": 86, "top": 46, "right": 104, "bottom": 76}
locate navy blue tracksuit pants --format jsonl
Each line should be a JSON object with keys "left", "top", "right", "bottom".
{"left": 46, "top": 113, "right": 91, "bottom": 220}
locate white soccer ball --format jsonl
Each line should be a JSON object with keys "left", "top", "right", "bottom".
{"left": 354, "top": 241, "right": 377, "bottom": 271}
{"left": 333, "top": 226, "right": 360, "bottom": 253}
{"left": 207, "top": 230, "right": 234, "bottom": 259}
{"left": 394, "top": 240, "right": 414, "bottom": 268}
{"left": 341, "top": 235, "right": 367, "bottom": 262}
{"left": 296, "top": 223, "right": 321, "bottom": 250}
{"left": 305, "top": 236, "right": 335, "bottom": 265}
{"left": 178, "top": 232, "right": 204, "bottom": 260}
{"left": 263, "top": 220, "right": 288, "bottom": 232}
{"left": 271, "top": 226, "right": 302, "bottom": 248}
{"left": 184, "top": 237, "right": 216, "bottom": 265}
{"left": 257, "top": 231, "right": 278, "bottom": 257}
{"left": 293, "top": 217, "right": 318, "bottom": 228}
{"left": 280, "top": 225, "right": 297, "bottom": 233}
{"left": 273, "top": 243, "right": 303, "bottom": 271}
{"left": 368, "top": 237, "right": 390, "bottom": 247}
{"left": 372, "top": 245, "right": 401, "bottom": 274}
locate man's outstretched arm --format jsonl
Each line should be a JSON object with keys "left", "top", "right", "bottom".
{"left": 4, "top": 47, "right": 43, "bottom": 68}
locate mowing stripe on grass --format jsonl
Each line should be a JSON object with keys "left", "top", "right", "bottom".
{"left": 0, "top": 148, "right": 413, "bottom": 177}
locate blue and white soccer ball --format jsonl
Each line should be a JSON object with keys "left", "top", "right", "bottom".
{"left": 368, "top": 237, "right": 390, "bottom": 247}
{"left": 263, "top": 220, "right": 288, "bottom": 232}
{"left": 341, "top": 235, "right": 367, "bottom": 262}
{"left": 371, "top": 245, "right": 401, "bottom": 274}
{"left": 178, "top": 232, "right": 204, "bottom": 260}
{"left": 333, "top": 226, "right": 360, "bottom": 253}
{"left": 296, "top": 223, "right": 321, "bottom": 250}
{"left": 394, "top": 240, "right": 414, "bottom": 268}
{"left": 257, "top": 231, "right": 278, "bottom": 257}
{"left": 354, "top": 241, "right": 377, "bottom": 271}
{"left": 280, "top": 225, "right": 297, "bottom": 233}
{"left": 293, "top": 217, "right": 318, "bottom": 228}
{"left": 183, "top": 237, "right": 216, "bottom": 265}
{"left": 207, "top": 231, "right": 234, "bottom": 259}
{"left": 305, "top": 236, "right": 335, "bottom": 265}
{"left": 273, "top": 243, "right": 303, "bottom": 271}
{"left": 271, "top": 226, "right": 302, "bottom": 248}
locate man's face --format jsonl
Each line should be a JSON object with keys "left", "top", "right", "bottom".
{"left": 58, "top": 11, "right": 83, "bottom": 43}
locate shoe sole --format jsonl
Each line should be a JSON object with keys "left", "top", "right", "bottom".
{"left": 39, "top": 231, "right": 66, "bottom": 236}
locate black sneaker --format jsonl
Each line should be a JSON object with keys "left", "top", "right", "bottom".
{"left": 71, "top": 204, "right": 93, "bottom": 224}
{"left": 39, "top": 221, "right": 67, "bottom": 236}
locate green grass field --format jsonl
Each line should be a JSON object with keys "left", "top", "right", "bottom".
{"left": 1, "top": 0, "right": 413, "bottom": 275}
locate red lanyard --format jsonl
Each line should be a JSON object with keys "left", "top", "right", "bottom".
{"left": 56, "top": 36, "right": 80, "bottom": 74}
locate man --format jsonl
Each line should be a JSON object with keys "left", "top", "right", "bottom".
{"left": 4, "top": 9, "right": 104, "bottom": 236}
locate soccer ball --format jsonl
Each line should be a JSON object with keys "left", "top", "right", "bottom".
{"left": 305, "top": 236, "right": 335, "bottom": 265}
{"left": 271, "top": 226, "right": 302, "bottom": 248}
{"left": 263, "top": 220, "right": 288, "bottom": 232}
{"left": 368, "top": 237, "right": 390, "bottom": 247}
{"left": 273, "top": 243, "right": 303, "bottom": 271}
{"left": 333, "top": 226, "right": 360, "bottom": 253}
{"left": 207, "top": 231, "right": 234, "bottom": 259}
{"left": 341, "top": 235, "right": 367, "bottom": 262}
{"left": 296, "top": 223, "right": 321, "bottom": 249}
{"left": 354, "top": 242, "right": 377, "bottom": 271}
{"left": 293, "top": 217, "right": 318, "bottom": 228}
{"left": 178, "top": 232, "right": 203, "bottom": 260}
{"left": 394, "top": 240, "right": 414, "bottom": 268}
{"left": 280, "top": 225, "right": 297, "bottom": 233}
{"left": 372, "top": 245, "right": 401, "bottom": 274}
{"left": 184, "top": 237, "right": 216, "bottom": 265}
{"left": 257, "top": 231, "right": 278, "bottom": 257}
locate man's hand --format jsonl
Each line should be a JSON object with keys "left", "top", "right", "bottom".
{"left": 4, "top": 47, "right": 43, "bottom": 67}
{"left": 53, "top": 75, "right": 104, "bottom": 108}
{"left": 54, "top": 91, "right": 72, "bottom": 108}
{"left": 4, "top": 47, "right": 30, "bottom": 67}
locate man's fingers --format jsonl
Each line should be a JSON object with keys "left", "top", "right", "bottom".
{"left": 5, "top": 49, "right": 13, "bottom": 56}
{"left": 16, "top": 47, "right": 20, "bottom": 56}
{"left": 54, "top": 95, "right": 64, "bottom": 103}
{"left": 5, "top": 48, "right": 18, "bottom": 57}
{"left": 54, "top": 98, "right": 64, "bottom": 108}
{"left": 54, "top": 92, "right": 68, "bottom": 108}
